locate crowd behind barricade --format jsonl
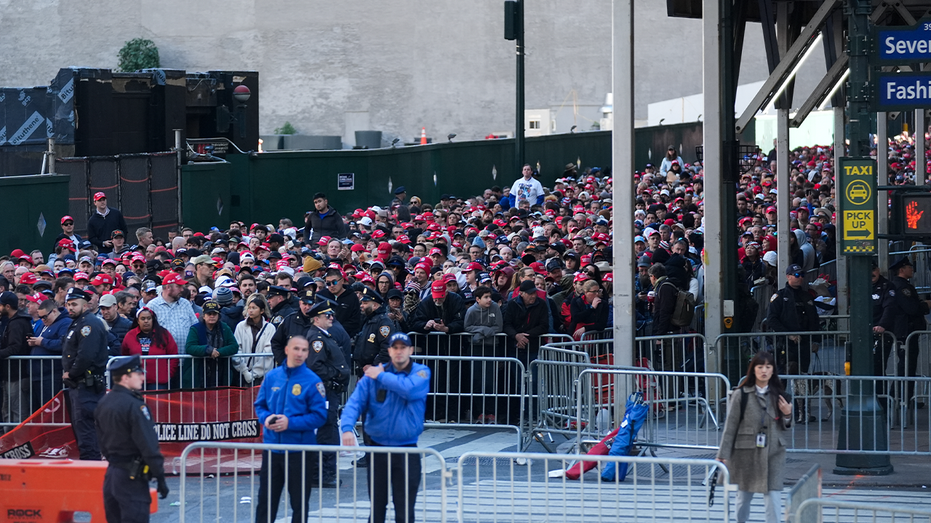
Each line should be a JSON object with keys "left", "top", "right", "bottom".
{"left": 0, "top": 132, "right": 929, "bottom": 437}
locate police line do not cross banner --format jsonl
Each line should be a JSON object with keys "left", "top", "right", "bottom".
{"left": 838, "top": 157, "right": 877, "bottom": 255}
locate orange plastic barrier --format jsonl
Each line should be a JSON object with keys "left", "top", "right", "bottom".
{"left": 0, "top": 459, "right": 157, "bottom": 521}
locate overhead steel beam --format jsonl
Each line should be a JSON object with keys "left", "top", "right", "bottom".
{"left": 790, "top": 55, "right": 849, "bottom": 127}
{"left": 735, "top": 0, "right": 841, "bottom": 134}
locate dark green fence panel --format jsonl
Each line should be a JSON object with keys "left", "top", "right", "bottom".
{"left": 181, "top": 125, "right": 704, "bottom": 227}
{"left": 0, "top": 174, "right": 70, "bottom": 255}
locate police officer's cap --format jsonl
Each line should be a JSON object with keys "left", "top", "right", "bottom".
{"left": 66, "top": 287, "right": 91, "bottom": 302}
{"left": 890, "top": 256, "right": 913, "bottom": 273}
{"left": 107, "top": 355, "right": 143, "bottom": 377}
{"left": 300, "top": 289, "right": 316, "bottom": 304}
{"left": 315, "top": 296, "right": 340, "bottom": 309}
{"left": 267, "top": 285, "right": 290, "bottom": 298}
{"left": 308, "top": 301, "right": 334, "bottom": 318}
{"left": 389, "top": 332, "right": 412, "bottom": 347}
{"left": 359, "top": 286, "right": 385, "bottom": 305}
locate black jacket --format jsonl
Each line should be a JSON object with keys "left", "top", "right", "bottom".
{"left": 568, "top": 294, "right": 609, "bottom": 334}
{"left": 219, "top": 303, "right": 244, "bottom": 332}
{"left": 62, "top": 311, "right": 109, "bottom": 381}
{"left": 318, "top": 288, "right": 362, "bottom": 338}
{"left": 269, "top": 300, "right": 297, "bottom": 329}
{"left": 86, "top": 208, "right": 128, "bottom": 250}
{"left": 306, "top": 206, "right": 349, "bottom": 243}
{"left": 95, "top": 384, "right": 165, "bottom": 479}
{"left": 353, "top": 307, "right": 398, "bottom": 374}
{"left": 871, "top": 276, "right": 897, "bottom": 332}
{"left": 502, "top": 294, "right": 550, "bottom": 351}
{"left": 305, "top": 325, "right": 350, "bottom": 387}
{"left": 270, "top": 310, "right": 313, "bottom": 365}
{"left": 891, "top": 275, "right": 929, "bottom": 340}
{"left": 410, "top": 292, "right": 467, "bottom": 334}
{"left": 765, "top": 284, "right": 819, "bottom": 333}
{"left": 0, "top": 310, "right": 34, "bottom": 380}
{"left": 106, "top": 315, "right": 133, "bottom": 347}
{"left": 651, "top": 276, "right": 679, "bottom": 335}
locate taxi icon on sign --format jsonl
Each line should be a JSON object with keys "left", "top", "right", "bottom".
{"left": 849, "top": 185, "right": 868, "bottom": 200}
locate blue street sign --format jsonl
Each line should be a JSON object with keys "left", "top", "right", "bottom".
{"left": 874, "top": 21, "right": 931, "bottom": 64}
{"left": 875, "top": 72, "right": 931, "bottom": 111}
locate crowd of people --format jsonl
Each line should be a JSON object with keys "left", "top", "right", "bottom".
{"left": 2, "top": 132, "right": 929, "bottom": 434}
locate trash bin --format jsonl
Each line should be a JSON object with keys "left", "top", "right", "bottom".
{"left": 354, "top": 130, "right": 383, "bottom": 149}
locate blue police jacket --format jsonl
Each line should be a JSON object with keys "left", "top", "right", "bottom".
{"left": 254, "top": 363, "right": 328, "bottom": 449}
{"left": 340, "top": 361, "right": 430, "bottom": 446}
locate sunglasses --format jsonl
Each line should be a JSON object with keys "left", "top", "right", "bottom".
{"left": 325, "top": 279, "right": 340, "bottom": 287}
{"left": 38, "top": 313, "right": 50, "bottom": 320}
{"left": 791, "top": 272, "right": 804, "bottom": 278}
{"left": 62, "top": 222, "right": 73, "bottom": 226}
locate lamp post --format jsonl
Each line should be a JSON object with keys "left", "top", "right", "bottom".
{"left": 504, "top": 0, "right": 525, "bottom": 177}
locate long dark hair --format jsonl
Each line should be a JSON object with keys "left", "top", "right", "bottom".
{"left": 131, "top": 307, "right": 169, "bottom": 347}
{"left": 743, "top": 350, "right": 786, "bottom": 406}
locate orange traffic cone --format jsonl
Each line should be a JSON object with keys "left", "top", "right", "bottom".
{"left": 420, "top": 127, "right": 427, "bottom": 145}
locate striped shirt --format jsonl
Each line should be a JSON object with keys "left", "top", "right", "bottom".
{"left": 147, "top": 295, "right": 198, "bottom": 349}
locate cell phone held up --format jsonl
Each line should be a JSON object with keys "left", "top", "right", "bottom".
{"left": 268, "top": 415, "right": 279, "bottom": 426}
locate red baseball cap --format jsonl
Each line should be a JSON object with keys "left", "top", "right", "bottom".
{"left": 350, "top": 244, "right": 366, "bottom": 253}
{"left": 766, "top": 206, "right": 777, "bottom": 213}
{"left": 93, "top": 192, "right": 107, "bottom": 201}
{"left": 431, "top": 279, "right": 447, "bottom": 298}
{"left": 91, "top": 274, "right": 114, "bottom": 286}
{"left": 60, "top": 215, "right": 74, "bottom": 225}
{"left": 573, "top": 272, "right": 589, "bottom": 283}
{"left": 377, "top": 242, "right": 392, "bottom": 259}
{"left": 414, "top": 262, "right": 431, "bottom": 273}
{"left": 57, "top": 239, "right": 75, "bottom": 251}
{"left": 19, "top": 273, "right": 38, "bottom": 285}
{"left": 603, "top": 272, "right": 614, "bottom": 283}
{"left": 372, "top": 230, "right": 387, "bottom": 239}
{"left": 429, "top": 247, "right": 443, "bottom": 256}
{"left": 465, "top": 262, "right": 484, "bottom": 272}
{"left": 74, "top": 272, "right": 89, "bottom": 282}
{"left": 396, "top": 235, "right": 411, "bottom": 244}
{"left": 162, "top": 272, "right": 185, "bottom": 286}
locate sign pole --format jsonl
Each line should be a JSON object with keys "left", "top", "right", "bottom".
{"left": 834, "top": 0, "right": 892, "bottom": 475}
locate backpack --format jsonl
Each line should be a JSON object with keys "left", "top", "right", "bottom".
{"left": 662, "top": 281, "right": 696, "bottom": 327}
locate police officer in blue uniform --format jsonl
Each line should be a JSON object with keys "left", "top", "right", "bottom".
{"left": 870, "top": 259, "right": 897, "bottom": 378}
{"left": 95, "top": 355, "right": 169, "bottom": 523}
{"left": 305, "top": 301, "right": 350, "bottom": 488}
{"left": 254, "top": 336, "right": 328, "bottom": 523}
{"left": 341, "top": 332, "right": 430, "bottom": 523}
{"left": 267, "top": 285, "right": 296, "bottom": 328}
{"left": 353, "top": 287, "right": 397, "bottom": 377}
{"left": 62, "top": 287, "right": 108, "bottom": 460}
{"left": 890, "top": 256, "right": 931, "bottom": 403}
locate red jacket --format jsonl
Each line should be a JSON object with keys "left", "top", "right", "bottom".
{"left": 121, "top": 327, "right": 179, "bottom": 384}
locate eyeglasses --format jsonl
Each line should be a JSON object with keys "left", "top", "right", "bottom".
{"left": 325, "top": 279, "right": 340, "bottom": 287}
{"left": 38, "top": 313, "right": 50, "bottom": 320}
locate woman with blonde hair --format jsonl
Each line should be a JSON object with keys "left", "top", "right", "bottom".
{"left": 232, "top": 293, "right": 276, "bottom": 385}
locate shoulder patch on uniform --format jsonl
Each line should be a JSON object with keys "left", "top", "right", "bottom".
{"left": 770, "top": 293, "right": 779, "bottom": 303}
{"left": 271, "top": 316, "right": 283, "bottom": 325}
{"left": 80, "top": 325, "right": 91, "bottom": 337}
{"left": 316, "top": 382, "right": 326, "bottom": 397}
{"left": 292, "top": 383, "right": 301, "bottom": 396}
{"left": 417, "top": 370, "right": 428, "bottom": 379}
{"left": 379, "top": 325, "right": 390, "bottom": 337}
{"left": 312, "top": 340, "right": 323, "bottom": 352}
{"left": 889, "top": 289, "right": 896, "bottom": 297}
{"left": 140, "top": 405, "right": 151, "bottom": 420}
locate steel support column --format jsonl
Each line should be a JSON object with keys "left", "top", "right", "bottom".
{"left": 834, "top": 108, "right": 848, "bottom": 331}
{"left": 611, "top": 0, "right": 635, "bottom": 418}
{"left": 877, "top": 112, "right": 889, "bottom": 273}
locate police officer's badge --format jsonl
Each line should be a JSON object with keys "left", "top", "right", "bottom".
{"left": 367, "top": 334, "right": 376, "bottom": 343}
{"left": 292, "top": 384, "right": 302, "bottom": 395}
{"left": 312, "top": 340, "right": 323, "bottom": 353}
{"left": 140, "top": 405, "right": 151, "bottom": 420}
{"left": 379, "top": 326, "right": 390, "bottom": 337}
{"left": 316, "top": 382, "right": 326, "bottom": 397}
{"left": 81, "top": 326, "right": 91, "bottom": 337}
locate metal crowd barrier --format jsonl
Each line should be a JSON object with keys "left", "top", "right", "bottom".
{"left": 794, "top": 498, "right": 931, "bottom": 523}
{"left": 1, "top": 355, "right": 67, "bottom": 429}
{"left": 456, "top": 452, "right": 730, "bottom": 523}
{"left": 715, "top": 330, "right": 851, "bottom": 379}
{"left": 412, "top": 355, "right": 526, "bottom": 449}
{"left": 179, "top": 442, "right": 449, "bottom": 523}
{"left": 785, "top": 464, "right": 821, "bottom": 523}
{"left": 575, "top": 368, "right": 730, "bottom": 452}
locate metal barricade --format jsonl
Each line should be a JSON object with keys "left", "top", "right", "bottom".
{"left": 412, "top": 355, "right": 525, "bottom": 449}
{"left": 1, "top": 355, "right": 68, "bottom": 429}
{"left": 794, "top": 498, "right": 931, "bottom": 523}
{"left": 714, "top": 331, "right": 851, "bottom": 383}
{"left": 179, "top": 442, "right": 448, "bottom": 523}
{"left": 575, "top": 368, "right": 730, "bottom": 451}
{"left": 456, "top": 452, "right": 730, "bottom": 523}
{"left": 785, "top": 464, "right": 821, "bottom": 523}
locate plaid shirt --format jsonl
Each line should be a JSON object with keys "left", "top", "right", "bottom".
{"left": 147, "top": 295, "right": 198, "bottom": 349}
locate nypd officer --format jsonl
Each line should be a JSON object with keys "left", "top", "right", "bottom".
{"left": 95, "top": 355, "right": 169, "bottom": 523}
{"left": 340, "top": 333, "right": 430, "bottom": 523}
{"left": 870, "top": 259, "right": 897, "bottom": 378}
{"left": 765, "top": 264, "right": 820, "bottom": 377}
{"left": 62, "top": 287, "right": 109, "bottom": 460}
{"left": 267, "top": 285, "right": 296, "bottom": 328}
{"left": 305, "top": 300, "right": 350, "bottom": 488}
{"left": 890, "top": 256, "right": 931, "bottom": 402}
{"left": 354, "top": 286, "right": 397, "bottom": 377}
{"left": 254, "top": 336, "right": 328, "bottom": 523}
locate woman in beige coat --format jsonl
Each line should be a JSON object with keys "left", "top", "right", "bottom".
{"left": 716, "top": 351, "right": 793, "bottom": 523}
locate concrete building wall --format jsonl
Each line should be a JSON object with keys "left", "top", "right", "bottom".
{"left": 0, "top": 0, "right": 826, "bottom": 145}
